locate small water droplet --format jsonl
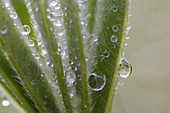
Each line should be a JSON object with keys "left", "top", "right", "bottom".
{"left": 103, "top": 50, "right": 110, "bottom": 58}
{"left": 58, "top": 31, "right": 64, "bottom": 36}
{"left": 118, "top": 59, "right": 132, "bottom": 78}
{"left": 31, "top": 80, "right": 36, "bottom": 85}
{"left": 2, "top": 99, "right": 10, "bottom": 107}
{"left": 28, "top": 40, "right": 34, "bottom": 47}
{"left": 35, "top": 8, "right": 39, "bottom": 12}
{"left": 22, "top": 25, "right": 31, "bottom": 35}
{"left": 41, "top": 49, "right": 47, "bottom": 55}
{"left": 50, "top": 1, "right": 58, "bottom": 7}
{"left": 112, "top": 6, "right": 118, "bottom": 12}
{"left": 112, "top": 44, "right": 116, "bottom": 48}
{"left": 70, "top": 93, "right": 74, "bottom": 98}
{"left": 34, "top": 54, "right": 40, "bottom": 59}
{"left": 112, "top": 25, "right": 119, "bottom": 32}
{"left": 66, "top": 71, "right": 76, "bottom": 86}
{"left": 88, "top": 73, "right": 106, "bottom": 91}
{"left": 41, "top": 73, "right": 44, "bottom": 77}
{"left": 110, "top": 35, "right": 118, "bottom": 42}
{"left": 0, "top": 26, "right": 8, "bottom": 34}
{"left": 9, "top": 12, "right": 17, "bottom": 19}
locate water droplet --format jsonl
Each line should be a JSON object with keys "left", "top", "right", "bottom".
{"left": 103, "top": 50, "right": 110, "bottom": 58}
{"left": 2, "top": 99, "right": 10, "bottom": 107}
{"left": 28, "top": 40, "right": 34, "bottom": 47}
{"left": 22, "top": 25, "right": 31, "bottom": 35}
{"left": 112, "top": 6, "right": 118, "bottom": 12}
{"left": 34, "top": 54, "right": 40, "bottom": 59}
{"left": 50, "top": 1, "right": 58, "bottom": 7}
{"left": 58, "top": 31, "right": 64, "bottom": 36}
{"left": 118, "top": 59, "right": 132, "bottom": 78}
{"left": 9, "top": 12, "right": 17, "bottom": 19}
{"left": 112, "top": 44, "right": 116, "bottom": 48}
{"left": 41, "top": 73, "right": 44, "bottom": 77}
{"left": 41, "top": 49, "right": 47, "bottom": 55}
{"left": 88, "top": 73, "right": 106, "bottom": 91}
{"left": 0, "top": 26, "right": 8, "bottom": 34}
{"left": 31, "top": 80, "right": 36, "bottom": 85}
{"left": 66, "top": 71, "right": 76, "bottom": 86}
{"left": 101, "top": 54, "right": 105, "bottom": 59}
{"left": 110, "top": 35, "right": 118, "bottom": 42}
{"left": 112, "top": 25, "right": 119, "bottom": 32}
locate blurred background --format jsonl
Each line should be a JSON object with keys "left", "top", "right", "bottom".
{"left": 1, "top": 0, "right": 170, "bottom": 113}
{"left": 112, "top": 0, "right": 170, "bottom": 113}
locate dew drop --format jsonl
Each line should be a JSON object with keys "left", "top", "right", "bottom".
{"left": 110, "top": 35, "right": 118, "bottom": 43}
{"left": 112, "top": 6, "right": 118, "bottom": 12}
{"left": 31, "top": 80, "right": 36, "bottom": 85}
{"left": 41, "top": 49, "right": 47, "bottom": 55}
{"left": 41, "top": 73, "right": 44, "bottom": 77}
{"left": 103, "top": 50, "right": 110, "bottom": 58}
{"left": 28, "top": 40, "right": 34, "bottom": 47}
{"left": 22, "top": 25, "right": 31, "bottom": 35}
{"left": 112, "top": 44, "right": 116, "bottom": 48}
{"left": 112, "top": 25, "right": 119, "bottom": 32}
{"left": 100, "top": 54, "right": 105, "bottom": 59}
{"left": 2, "top": 99, "right": 10, "bottom": 107}
{"left": 34, "top": 54, "right": 40, "bottom": 59}
{"left": 0, "top": 26, "right": 8, "bottom": 34}
{"left": 118, "top": 59, "right": 132, "bottom": 78}
{"left": 9, "top": 12, "right": 17, "bottom": 19}
{"left": 88, "top": 73, "right": 106, "bottom": 91}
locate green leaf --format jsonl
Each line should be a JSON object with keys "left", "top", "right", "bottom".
{"left": 0, "top": 0, "right": 129, "bottom": 113}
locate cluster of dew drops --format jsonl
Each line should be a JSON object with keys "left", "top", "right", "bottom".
{"left": 88, "top": 3, "right": 132, "bottom": 92}
{"left": 0, "top": 1, "right": 132, "bottom": 95}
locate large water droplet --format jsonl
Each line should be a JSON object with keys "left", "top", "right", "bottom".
{"left": 2, "top": 99, "right": 10, "bottom": 107}
{"left": 0, "top": 26, "right": 8, "bottom": 34}
{"left": 22, "top": 25, "right": 31, "bottom": 35}
{"left": 118, "top": 59, "right": 132, "bottom": 78}
{"left": 88, "top": 73, "right": 106, "bottom": 91}
{"left": 110, "top": 35, "right": 118, "bottom": 42}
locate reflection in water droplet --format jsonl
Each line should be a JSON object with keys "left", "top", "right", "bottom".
{"left": 118, "top": 59, "right": 132, "bottom": 78}
{"left": 2, "top": 99, "right": 10, "bottom": 107}
{"left": 0, "top": 26, "right": 8, "bottom": 34}
{"left": 88, "top": 73, "right": 106, "bottom": 91}
{"left": 112, "top": 25, "right": 119, "bottom": 32}
{"left": 110, "top": 35, "right": 118, "bottom": 43}
{"left": 22, "top": 25, "right": 31, "bottom": 35}
{"left": 112, "top": 6, "right": 118, "bottom": 12}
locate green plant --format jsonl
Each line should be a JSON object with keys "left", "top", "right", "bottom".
{"left": 0, "top": 0, "right": 129, "bottom": 113}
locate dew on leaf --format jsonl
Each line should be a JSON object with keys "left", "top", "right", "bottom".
{"left": 112, "top": 44, "right": 116, "bottom": 48}
{"left": 112, "top": 25, "right": 119, "bottom": 32}
{"left": 103, "top": 50, "right": 110, "bottom": 58}
{"left": 28, "top": 40, "right": 34, "bottom": 47}
{"left": 118, "top": 59, "right": 132, "bottom": 78}
{"left": 22, "top": 25, "right": 31, "bottom": 35}
{"left": 110, "top": 35, "right": 118, "bottom": 43}
{"left": 112, "top": 5, "right": 118, "bottom": 12}
{"left": 88, "top": 73, "right": 106, "bottom": 91}
{"left": 0, "top": 26, "right": 8, "bottom": 34}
